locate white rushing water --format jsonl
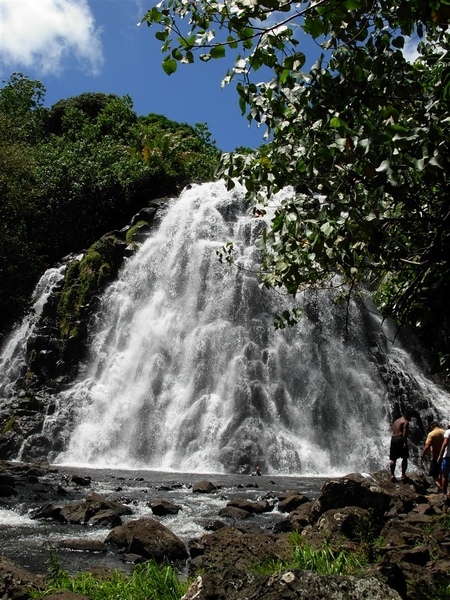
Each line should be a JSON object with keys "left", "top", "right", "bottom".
{"left": 0, "top": 264, "right": 66, "bottom": 396}
{"left": 28, "top": 180, "right": 446, "bottom": 475}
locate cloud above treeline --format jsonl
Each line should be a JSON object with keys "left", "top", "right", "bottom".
{"left": 0, "top": 0, "right": 104, "bottom": 76}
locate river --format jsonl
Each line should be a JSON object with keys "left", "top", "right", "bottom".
{"left": 0, "top": 464, "right": 327, "bottom": 576}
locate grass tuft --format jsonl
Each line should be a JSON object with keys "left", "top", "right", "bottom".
{"left": 30, "top": 549, "right": 189, "bottom": 600}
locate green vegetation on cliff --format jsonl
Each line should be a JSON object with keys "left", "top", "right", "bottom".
{"left": 0, "top": 73, "right": 220, "bottom": 340}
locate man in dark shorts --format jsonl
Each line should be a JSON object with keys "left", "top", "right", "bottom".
{"left": 421, "top": 420, "right": 445, "bottom": 492}
{"left": 389, "top": 411, "right": 411, "bottom": 482}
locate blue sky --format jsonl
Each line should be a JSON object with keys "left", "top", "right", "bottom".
{"left": 0, "top": 0, "right": 274, "bottom": 151}
{"left": 1, "top": 1, "right": 420, "bottom": 151}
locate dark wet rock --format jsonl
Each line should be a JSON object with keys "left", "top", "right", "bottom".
{"left": 30, "top": 503, "right": 65, "bottom": 521}
{"left": 0, "top": 485, "right": 18, "bottom": 497}
{"left": 277, "top": 491, "right": 310, "bottom": 513}
{"left": 59, "top": 492, "right": 132, "bottom": 525}
{"left": 218, "top": 506, "right": 253, "bottom": 520}
{"left": 86, "top": 509, "right": 123, "bottom": 528}
{"left": 150, "top": 499, "right": 181, "bottom": 516}
{"left": 192, "top": 480, "right": 217, "bottom": 494}
{"left": 181, "top": 568, "right": 402, "bottom": 600}
{"left": 0, "top": 554, "right": 45, "bottom": 600}
{"left": 187, "top": 526, "right": 291, "bottom": 574}
{"left": 316, "top": 506, "right": 374, "bottom": 539}
{"left": 198, "top": 519, "right": 227, "bottom": 532}
{"left": 0, "top": 474, "right": 16, "bottom": 487}
{"left": 105, "top": 517, "right": 188, "bottom": 562}
{"left": 309, "top": 472, "right": 391, "bottom": 522}
{"left": 30, "top": 491, "right": 132, "bottom": 526}
{"left": 71, "top": 475, "right": 91, "bottom": 487}
{"left": 278, "top": 500, "right": 314, "bottom": 531}
{"left": 226, "top": 498, "right": 272, "bottom": 514}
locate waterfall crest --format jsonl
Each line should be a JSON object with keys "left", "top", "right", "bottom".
{"left": 50, "top": 181, "right": 448, "bottom": 474}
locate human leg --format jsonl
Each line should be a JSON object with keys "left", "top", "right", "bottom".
{"left": 401, "top": 457, "right": 408, "bottom": 479}
{"left": 390, "top": 459, "right": 397, "bottom": 482}
{"left": 430, "top": 460, "right": 443, "bottom": 491}
{"left": 441, "top": 458, "right": 450, "bottom": 495}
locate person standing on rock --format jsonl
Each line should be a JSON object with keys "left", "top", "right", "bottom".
{"left": 421, "top": 420, "right": 445, "bottom": 492}
{"left": 437, "top": 422, "right": 450, "bottom": 497}
{"left": 389, "top": 410, "right": 411, "bottom": 482}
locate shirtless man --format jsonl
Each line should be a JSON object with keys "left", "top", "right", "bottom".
{"left": 389, "top": 411, "right": 411, "bottom": 482}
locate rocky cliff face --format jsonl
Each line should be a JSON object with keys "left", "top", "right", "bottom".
{"left": 0, "top": 198, "right": 168, "bottom": 461}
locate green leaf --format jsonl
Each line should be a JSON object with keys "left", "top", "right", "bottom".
{"left": 343, "top": 0, "right": 360, "bottom": 9}
{"left": 162, "top": 56, "right": 178, "bottom": 75}
{"left": 392, "top": 36, "right": 404, "bottom": 49}
{"left": 329, "top": 117, "right": 347, "bottom": 129}
{"left": 302, "top": 18, "right": 325, "bottom": 39}
{"left": 210, "top": 45, "right": 226, "bottom": 59}
{"left": 320, "top": 222, "right": 334, "bottom": 237}
{"left": 272, "top": 214, "right": 285, "bottom": 232}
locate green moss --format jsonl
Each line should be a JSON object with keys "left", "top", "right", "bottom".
{"left": 1, "top": 414, "right": 17, "bottom": 435}
{"left": 56, "top": 236, "right": 124, "bottom": 339}
{"left": 126, "top": 219, "right": 149, "bottom": 245}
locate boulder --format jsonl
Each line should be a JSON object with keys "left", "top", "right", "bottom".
{"left": 180, "top": 568, "right": 402, "bottom": 600}
{"left": 309, "top": 473, "right": 391, "bottom": 522}
{"left": 71, "top": 475, "right": 92, "bottom": 487}
{"left": 279, "top": 500, "right": 314, "bottom": 531}
{"left": 218, "top": 506, "right": 252, "bottom": 520}
{"left": 187, "top": 526, "right": 291, "bottom": 574}
{"left": 59, "top": 491, "right": 132, "bottom": 525}
{"left": 0, "top": 555, "right": 45, "bottom": 600}
{"left": 150, "top": 499, "right": 181, "bottom": 516}
{"left": 278, "top": 492, "right": 310, "bottom": 513}
{"left": 226, "top": 498, "right": 272, "bottom": 514}
{"left": 192, "top": 481, "right": 217, "bottom": 494}
{"left": 105, "top": 517, "right": 188, "bottom": 561}
{"left": 316, "top": 506, "right": 375, "bottom": 540}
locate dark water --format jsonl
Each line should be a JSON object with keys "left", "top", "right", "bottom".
{"left": 0, "top": 465, "right": 327, "bottom": 576}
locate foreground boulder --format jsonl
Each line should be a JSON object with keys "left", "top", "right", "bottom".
{"left": 181, "top": 568, "right": 402, "bottom": 600}
{"left": 0, "top": 555, "right": 44, "bottom": 600}
{"left": 105, "top": 517, "right": 188, "bottom": 561}
{"left": 188, "top": 526, "right": 291, "bottom": 573}
{"left": 187, "top": 470, "right": 450, "bottom": 600}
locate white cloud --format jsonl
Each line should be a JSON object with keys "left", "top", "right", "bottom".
{"left": 0, "top": 0, "right": 104, "bottom": 76}
{"left": 403, "top": 36, "right": 420, "bottom": 63}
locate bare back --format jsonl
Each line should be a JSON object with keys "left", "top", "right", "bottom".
{"left": 392, "top": 416, "right": 409, "bottom": 438}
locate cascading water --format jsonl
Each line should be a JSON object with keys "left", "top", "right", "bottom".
{"left": 0, "top": 264, "right": 67, "bottom": 397}
{"left": 47, "top": 181, "right": 448, "bottom": 475}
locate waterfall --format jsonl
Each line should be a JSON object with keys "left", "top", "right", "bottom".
{"left": 0, "top": 264, "right": 66, "bottom": 397}
{"left": 50, "top": 181, "right": 448, "bottom": 475}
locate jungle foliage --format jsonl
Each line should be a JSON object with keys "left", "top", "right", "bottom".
{"left": 142, "top": 0, "right": 450, "bottom": 376}
{"left": 0, "top": 73, "right": 220, "bottom": 339}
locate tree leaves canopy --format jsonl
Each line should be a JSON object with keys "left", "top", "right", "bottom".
{"left": 142, "top": 0, "right": 450, "bottom": 375}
